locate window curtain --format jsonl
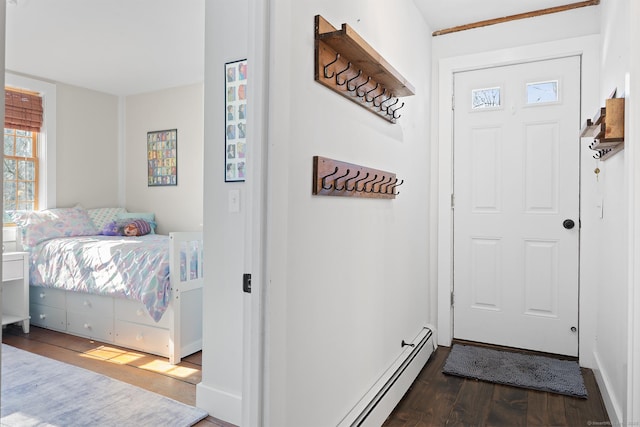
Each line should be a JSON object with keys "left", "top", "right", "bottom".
{"left": 5, "top": 88, "right": 43, "bottom": 132}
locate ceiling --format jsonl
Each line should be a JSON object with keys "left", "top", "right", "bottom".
{"left": 5, "top": 0, "right": 587, "bottom": 96}
{"left": 5, "top": 0, "right": 205, "bottom": 96}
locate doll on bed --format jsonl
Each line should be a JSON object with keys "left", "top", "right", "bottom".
{"left": 102, "top": 218, "right": 152, "bottom": 236}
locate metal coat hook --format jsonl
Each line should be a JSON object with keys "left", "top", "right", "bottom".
{"left": 344, "top": 171, "right": 361, "bottom": 191}
{"left": 365, "top": 175, "right": 386, "bottom": 193}
{"left": 364, "top": 84, "right": 380, "bottom": 103}
{"left": 376, "top": 93, "right": 393, "bottom": 109}
{"left": 355, "top": 77, "right": 372, "bottom": 97}
{"left": 384, "top": 97, "right": 399, "bottom": 114}
{"left": 333, "top": 169, "right": 351, "bottom": 191}
{"left": 321, "top": 167, "right": 339, "bottom": 190}
{"left": 323, "top": 53, "right": 340, "bottom": 79}
{"left": 335, "top": 62, "right": 352, "bottom": 86}
{"left": 385, "top": 178, "right": 399, "bottom": 194}
{"left": 391, "top": 102, "right": 405, "bottom": 119}
{"left": 346, "top": 70, "right": 363, "bottom": 92}
{"left": 353, "top": 172, "right": 370, "bottom": 192}
{"left": 372, "top": 89, "right": 388, "bottom": 108}
{"left": 391, "top": 179, "right": 404, "bottom": 195}
{"left": 360, "top": 174, "right": 378, "bottom": 193}
{"left": 379, "top": 176, "right": 395, "bottom": 193}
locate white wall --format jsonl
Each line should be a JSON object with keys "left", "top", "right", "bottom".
{"left": 628, "top": 2, "right": 640, "bottom": 423}
{"left": 124, "top": 84, "right": 204, "bottom": 234}
{"left": 592, "top": 1, "right": 632, "bottom": 424}
{"left": 197, "top": 0, "right": 248, "bottom": 424}
{"left": 200, "top": 0, "right": 432, "bottom": 425}
{"left": 56, "top": 83, "right": 118, "bottom": 208}
{"left": 264, "top": 1, "right": 432, "bottom": 426}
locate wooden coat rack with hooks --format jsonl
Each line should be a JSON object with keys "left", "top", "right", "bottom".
{"left": 581, "top": 96, "right": 625, "bottom": 160}
{"left": 314, "top": 15, "right": 415, "bottom": 124}
{"left": 312, "top": 156, "right": 403, "bottom": 199}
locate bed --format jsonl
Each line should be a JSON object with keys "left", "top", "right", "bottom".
{"left": 12, "top": 206, "right": 203, "bottom": 364}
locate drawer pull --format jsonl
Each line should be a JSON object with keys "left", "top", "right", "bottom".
{"left": 83, "top": 323, "right": 91, "bottom": 329}
{"left": 39, "top": 292, "right": 46, "bottom": 299}
{"left": 83, "top": 300, "right": 92, "bottom": 307}
{"left": 136, "top": 308, "right": 145, "bottom": 317}
{"left": 39, "top": 314, "right": 46, "bottom": 320}
{"left": 136, "top": 333, "right": 144, "bottom": 341}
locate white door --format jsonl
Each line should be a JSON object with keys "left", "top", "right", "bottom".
{"left": 453, "top": 56, "right": 580, "bottom": 356}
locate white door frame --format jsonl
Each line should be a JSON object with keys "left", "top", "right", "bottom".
{"left": 436, "top": 35, "right": 600, "bottom": 351}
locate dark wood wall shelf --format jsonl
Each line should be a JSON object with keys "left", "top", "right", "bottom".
{"left": 314, "top": 15, "right": 415, "bottom": 124}
{"left": 581, "top": 97, "right": 625, "bottom": 160}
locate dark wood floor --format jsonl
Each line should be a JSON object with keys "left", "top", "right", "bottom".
{"left": 3, "top": 326, "right": 610, "bottom": 427}
{"left": 384, "top": 343, "right": 610, "bottom": 427}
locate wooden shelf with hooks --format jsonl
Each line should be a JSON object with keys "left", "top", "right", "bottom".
{"left": 581, "top": 97, "right": 625, "bottom": 160}
{"left": 312, "top": 156, "right": 402, "bottom": 199}
{"left": 314, "top": 15, "right": 415, "bottom": 123}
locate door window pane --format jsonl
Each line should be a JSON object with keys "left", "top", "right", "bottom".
{"left": 472, "top": 87, "right": 501, "bottom": 110}
{"left": 527, "top": 81, "right": 559, "bottom": 104}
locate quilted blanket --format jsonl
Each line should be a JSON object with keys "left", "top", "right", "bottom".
{"left": 29, "top": 234, "right": 172, "bottom": 322}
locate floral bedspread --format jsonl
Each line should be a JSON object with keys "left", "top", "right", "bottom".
{"left": 29, "top": 234, "right": 171, "bottom": 322}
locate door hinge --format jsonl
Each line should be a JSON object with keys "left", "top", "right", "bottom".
{"left": 243, "top": 273, "right": 252, "bottom": 293}
{"left": 451, "top": 194, "right": 455, "bottom": 209}
{"left": 451, "top": 291, "right": 455, "bottom": 307}
{"left": 452, "top": 94, "right": 455, "bottom": 110}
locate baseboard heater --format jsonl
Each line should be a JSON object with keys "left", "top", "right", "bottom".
{"left": 337, "top": 326, "right": 435, "bottom": 427}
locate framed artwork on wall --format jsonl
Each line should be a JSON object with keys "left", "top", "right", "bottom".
{"left": 147, "top": 129, "right": 178, "bottom": 186}
{"left": 225, "top": 58, "right": 247, "bottom": 182}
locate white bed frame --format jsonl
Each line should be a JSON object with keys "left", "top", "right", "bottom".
{"left": 27, "top": 231, "right": 203, "bottom": 364}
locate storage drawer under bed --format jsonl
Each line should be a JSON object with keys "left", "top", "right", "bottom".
{"left": 114, "top": 298, "right": 171, "bottom": 329}
{"left": 65, "top": 293, "right": 114, "bottom": 342}
{"left": 66, "top": 311, "right": 114, "bottom": 342}
{"left": 114, "top": 319, "right": 170, "bottom": 357}
{"left": 29, "top": 303, "right": 66, "bottom": 331}
{"left": 66, "top": 292, "right": 114, "bottom": 316}
{"left": 29, "top": 286, "right": 66, "bottom": 309}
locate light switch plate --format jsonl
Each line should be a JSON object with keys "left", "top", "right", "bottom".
{"left": 229, "top": 189, "right": 240, "bottom": 213}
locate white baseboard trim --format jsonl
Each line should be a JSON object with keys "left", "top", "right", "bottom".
{"left": 196, "top": 382, "right": 242, "bottom": 426}
{"left": 592, "top": 349, "right": 623, "bottom": 426}
{"left": 337, "top": 327, "right": 435, "bottom": 427}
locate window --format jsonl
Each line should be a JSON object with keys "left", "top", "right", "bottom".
{"left": 471, "top": 86, "right": 501, "bottom": 110}
{"left": 4, "top": 74, "right": 57, "bottom": 226}
{"left": 526, "top": 80, "right": 559, "bottom": 104}
{"left": 3, "top": 86, "right": 43, "bottom": 224}
{"left": 3, "top": 128, "right": 39, "bottom": 223}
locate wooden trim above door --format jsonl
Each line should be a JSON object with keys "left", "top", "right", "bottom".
{"left": 432, "top": 0, "right": 600, "bottom": 36}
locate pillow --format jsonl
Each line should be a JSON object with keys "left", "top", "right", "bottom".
{"left": 101, "top": 220, "right": 121, "bottom": 236}
{"left": 87, "top": 207, "right": 127, "bottom": 231}
{"left": 115, "top": 212, "right": 157, "bottom": 234}
{"left": 10, "top": 206, "right": 99, "bottom": 249}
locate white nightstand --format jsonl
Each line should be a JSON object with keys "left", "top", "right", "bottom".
{"left": 2, "top": 251, "right": 30, "bottom": 333}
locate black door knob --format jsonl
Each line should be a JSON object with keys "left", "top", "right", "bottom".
{"left": 563, "top": 219, "right": 575, "bottom": 229}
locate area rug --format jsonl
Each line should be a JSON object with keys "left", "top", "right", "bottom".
{"left": 442, "top": 344, "right": 587, "bottom": 398}
{"left": 1, "top": 344, "right": 208, "bottom": 426}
